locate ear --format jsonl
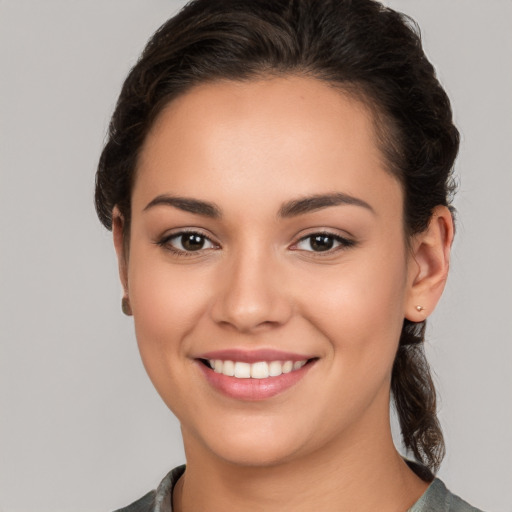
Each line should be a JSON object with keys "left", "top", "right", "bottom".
{"left": 112, "top": 206, "right": 129, "bottom": 295}
{"left": 405, "top": 205, "right": 454, "bottom": 322}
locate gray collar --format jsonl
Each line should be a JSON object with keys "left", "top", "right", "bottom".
{"left": 145, "top": 464, "right": 483, "bottom": 512}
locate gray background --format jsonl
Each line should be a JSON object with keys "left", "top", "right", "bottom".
{"left": 1, "top": 1, "right": 511, "bottom": 511}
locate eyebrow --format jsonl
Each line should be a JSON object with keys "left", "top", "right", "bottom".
{"left": 143, "top": 195, "right": 221, "bottom": 218}
{"left": 143, "top": 192, "right": 375, "bottom": 219}
{"left": 278, "top": 193, "right": 375, "bottom": 217}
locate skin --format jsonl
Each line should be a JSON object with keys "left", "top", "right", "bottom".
{"left": 113, "top": 76, "right": 453, "bottom": 512}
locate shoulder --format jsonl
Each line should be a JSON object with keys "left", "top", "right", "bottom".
{"left": 113, "top": 490, "right": 156, "bottom": 512}
{"left": 111, "top": 465, "right": 186, "bottom": 512}
{"left": 409, "top": 479, "right": 485, "bottom": 512}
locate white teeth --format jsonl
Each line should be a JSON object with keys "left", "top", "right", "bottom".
{"left": 222, "top": 360, "right": 235, "bottom": 376}
{"left": 282, "top": 361, "right": 293, "bottom": 373}
{"left": 207, "top": 359, "right": 308, "bottom": 379}
{"left": 268, "top": 361, "right": 283, "bottom": 377}
{"left": 234, "top": 362, "right": 251, "bottom": 378}
{"left": 251, "top": 361, "right": 269, "bottom": 379}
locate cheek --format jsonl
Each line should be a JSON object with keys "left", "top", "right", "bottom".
{"left": 296, "top": 246, "right": 408, "bottom": 363}
{"left": 127, "top": 249, "right": 210, "bottom": 378}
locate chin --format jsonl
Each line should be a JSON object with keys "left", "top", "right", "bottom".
{"left": 214, "top": 439, "right": 302, "bottom": 468}
{"left": 186, "top": 417, "right": 312, "bottom": 468}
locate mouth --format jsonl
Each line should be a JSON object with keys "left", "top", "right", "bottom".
{"left": 199, "top": 358, "right": 313, "bottom": 379}
{"left": 195, "top": 351, "right": 318, "bottom": 401}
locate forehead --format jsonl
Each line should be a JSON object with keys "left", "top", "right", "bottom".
{"left": 133, "top": 76, "right": 402, "bottom": 218}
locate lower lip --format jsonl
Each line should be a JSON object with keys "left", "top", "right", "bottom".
{"left": 197, "top": 361, "right": 314, "bottom": 401}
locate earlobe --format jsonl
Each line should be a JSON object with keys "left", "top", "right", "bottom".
{"left": 112, "top": 207, "right": 130, "bottom": 300}
{"left": 405, "top": 205, "right": 454, "bottom": 322}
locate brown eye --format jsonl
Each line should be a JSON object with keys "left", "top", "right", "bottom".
{"left": 181, "top": 233, "right": 206, "bottom": 251}
{"left": 294, "top": 233, "right": 355, "bottom": 253}
{"left": 159, "top": 231, "right": 216, "bottom": 253}
{"left": 309, "top": 235, "right": 334, "bottom": 252}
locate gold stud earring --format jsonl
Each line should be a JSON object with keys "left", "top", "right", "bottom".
{"left": 122, "top": 296, "right": 133, "bottom": 316}
{"left": 415, "top": 305, "right": 425, "bottom": 312}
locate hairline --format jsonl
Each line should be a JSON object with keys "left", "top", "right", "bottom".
{"left": 121, "top": 71, "right": 409, "bottom": 250}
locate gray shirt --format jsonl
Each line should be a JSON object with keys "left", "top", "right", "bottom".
{"left": 114, "top": 465, "right": 484, "bottom": 512}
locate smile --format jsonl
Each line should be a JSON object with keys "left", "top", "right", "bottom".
{"left": 196, "top": 351, "right": 317, "bottom": 400}
{"left": 206, "top": 359, "right": 308, "bottom": 379}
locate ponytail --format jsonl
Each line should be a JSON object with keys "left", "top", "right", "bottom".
{"left": 391, "top": 319, "right": 445, "bottom": 475}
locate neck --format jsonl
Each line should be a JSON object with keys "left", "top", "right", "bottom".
{"left": 174, "top": 408, "right": 429, "bottom": 512}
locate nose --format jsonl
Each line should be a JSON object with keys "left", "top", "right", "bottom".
{"left": 210, "top": 247, "right": 293, "bottom": 333}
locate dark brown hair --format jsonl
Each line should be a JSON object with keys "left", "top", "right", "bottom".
{"left": 95, "top": 0, "right": 459, "bottom": 474}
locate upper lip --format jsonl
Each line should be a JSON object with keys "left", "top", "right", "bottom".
{"left": 197, "top": 349, "right": 315, "bottom": 363}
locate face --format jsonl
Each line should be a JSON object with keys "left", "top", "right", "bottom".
{"left": 119, "top": 76, "right": 419, "bottom": 467}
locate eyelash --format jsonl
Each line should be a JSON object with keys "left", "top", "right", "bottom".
{"left": 156, "top": 230, "right": 218, "bottom": 257}
{"left": 155, "top": 230, "right": 356, "bottom": 257}
{"left": 292, "top": 231, "right": 356, "bottom": 254}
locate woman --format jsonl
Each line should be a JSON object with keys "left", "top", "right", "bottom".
{"left": 95, "top": 0, "right": 483, "bottom": 510}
